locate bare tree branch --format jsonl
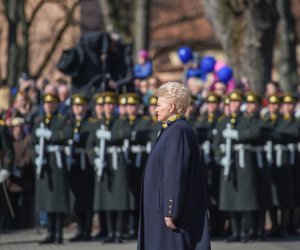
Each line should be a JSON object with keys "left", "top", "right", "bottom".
{"left": 28, "top": 0, "right": 61, "bottom": 27}
{"left": 152, "top": 12, "right": 204, "bottom": 30}
{"left": 33, "top": 0, "right": 80, "bottom": 78}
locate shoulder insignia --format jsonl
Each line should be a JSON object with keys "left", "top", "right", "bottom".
{"left": 142, "top": 115, "right": 151, "bottom": 121}
{"left": 0, "top": 119, "right": 5, "bottom": 126}
{"left": 89, "top": 117, "right": 98, "bottom": 123}
{"left": 217, "top": 115, "right": 227, "bottom": 122}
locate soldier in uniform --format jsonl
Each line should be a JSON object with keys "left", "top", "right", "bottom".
{"left": 67, "top": 94, "right": 95, "bottom": 242}
{"left": 195, "top": 92, "right": 224, "bottom": 237}
{"left": 268, "top": 93, "right": 298, "bottom": 237}
{"left": 243, "top": 92, "right": 273, "bottom": 240}
{"left": 147, "top": 95, "right": 161, "bottom": 146}
{"left": 31, "top": 93, "right": 71, "bottom": 244}
{"left": 125, "top": 93, "right": 151, "bottom": 239}
{"left": 93, "top": 93, "right": 104, "bottom": 120}
{"left": 87, "top": 92, "right": 131, "bottom": 243}
{"left": 213, "top": 90, "right": 260, "bottom": 242}
{"left": 0, "top": 115, "right": 14, "bottom": 228}
{"left": 186, "top": 95, "right": 198, "bottom": 127}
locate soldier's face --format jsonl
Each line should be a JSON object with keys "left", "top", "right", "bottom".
{"left": 268, "top": 103, "right": 279, "bottom": 114}
{"left": 72, "top": 104, "right": 87, "bottom": 116}
{"left": 207, "top": 102, "right": 218, "bottom": 114}
{"left": 156, "top": 96, "right": 173, "bottom": 123}
{"left": 104, "top": 103, "right": 115, "bottom": 115}
{"left": 229, "top": 101, "right": 241, "bottom": 114}
{"left": 148, "top": 105, "right": 156, "bottom": 116}
{"left": 126, "top": 104, "right": 138, "bottom": 116}
{"left": 44, "top": 102, "right": 58, "bottom": 115}
{"left": 246, "top": 102, "right": 260, "bottom": 113}
{"left": 95, "top": 104, "right": 104, "bottom": 118}
{"left": 281, "top": 103, "right": 295, "bottom": 114}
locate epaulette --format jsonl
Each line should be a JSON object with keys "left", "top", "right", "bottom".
{"left": 34, "top": 116, "right": 44, "bottom": 123}
{"left": 217, "top": 115, "right": 227, "bottom": 122}
{"left": 260, "top": 114, "right": 269, "bottom": 121}
{"left": 0, "top": 119, "right": 5, "bottom": 126}
{"left": 142, "top": 115, "right": 151, "bottom": 121}
{"left": 57, "top": 114, "right": 65, "bottom": 119}
{"left": 196, "top": 116, "right": 205, "bottom": 123}
{"left": 89, "top": 117, "right": 98, "bottom": 123}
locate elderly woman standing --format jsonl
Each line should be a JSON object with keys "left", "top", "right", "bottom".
{"left": 138, "top": 82, "right": 210, "bottom": 250}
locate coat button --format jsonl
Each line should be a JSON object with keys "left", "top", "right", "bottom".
{"left": 169, "top": 205, "right": 172, "bottom": 208}
{"left": 169, "top": 199, "right": 172, "bottom": 202}
{"left": 168, "top": 211, "right": 171, "bottom": 214}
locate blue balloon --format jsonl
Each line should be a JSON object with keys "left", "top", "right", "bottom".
{"left": 177, "top": 46, "right": 193, "bottom": 64}
{"left": 217, "top": 66, "right": 233, "bottom": 84}
{"left": 201, "top": 56, "right": 216, "bottom": 74}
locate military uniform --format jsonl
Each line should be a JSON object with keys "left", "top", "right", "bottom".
{"left": 86, "top": 92, "right": 131, "bottom": 243}
{"left": 67, "top": 94, "right": 95, "bottom": 242}
{"left": 213, "top": 91, "right": 260, "bottom": 242}
{"left": 147, "top": 96, "right": 162, "bottom": 146}
{"left": 267, "top": 94, "right": 298, "bottom": 237}
{"left": 31, "top": 93, "right": 71, "bottom": 244}
{"left": 125, "top": 93, "right": 151, "bottom": 238}
{"left": 194, "top": 93, "right": 224, "bottom": 236}
{"left": 243, "top": 92, "right": 272, "bottom": 240}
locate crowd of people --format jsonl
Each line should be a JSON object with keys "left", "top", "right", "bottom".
{"left": 1, "top": 42, "right": 300, "bottom": 246}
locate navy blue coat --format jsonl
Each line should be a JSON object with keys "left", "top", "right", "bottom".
{"left": 138, "top": 117, "right": 211, "bottom": 250}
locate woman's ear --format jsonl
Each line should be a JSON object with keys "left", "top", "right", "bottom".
{"left": 169, "top": 102, "right": 175, "bottom": 114}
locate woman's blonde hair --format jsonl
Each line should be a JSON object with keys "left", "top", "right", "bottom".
{"left": 156, "top": 82, "right": 191, "bottom": 115}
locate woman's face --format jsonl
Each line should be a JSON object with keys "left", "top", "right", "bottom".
{"left": 155, "top": 96, "right": 172, "bottom": 123}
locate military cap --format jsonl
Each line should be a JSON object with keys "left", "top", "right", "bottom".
{"left": 206, "top": 92, "right": 221, "bottom": 103}
{"left": 126, "top": 93, "right": 141, "bottom": 105}
{"left": 268, "top": 94, "right": 282, "bottom": 104}
{"left": 229, "top": 90, "right": 244, "bottom": 102}
{"left": 102, "top": 91, "right": 118, "bottom": 104}
{"left": 43, "top": 93, "right": 59, "bottom": 103}
{"left": 11, "top": 117, "right": 25, "bottom": 127}
{"left": 246, "top": 91, "right": 261, "bottom": 104}
{"left": 282, "top": 93, "right": 297, "bottom": 104}
{"left": 149, "top": 95, "right": 158, "bottom": 105}
{"left": 72, "top": 93, "right": 88, "bottom": 105}
{"left": 94, "top": 93, "right": 104, "bottom": 105}
{"left": 119, "top": 94, "right": 127, "bottom": 105}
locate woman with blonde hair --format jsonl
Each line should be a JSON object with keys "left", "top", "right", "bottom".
{"left": 138, "top": 82, "right": 210, "bottom": 250}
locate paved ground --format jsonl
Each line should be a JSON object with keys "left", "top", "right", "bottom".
{"left": 1, "top": 228, "right": 300, "bottom": 250}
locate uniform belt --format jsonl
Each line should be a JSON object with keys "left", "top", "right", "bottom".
{"left": 274, "top": 143, "right": 296, "bottom": 167}
{"left": 46, "top": 145, "right": 64, "bottom": 168}
{"left": 131, "top": 142, "right": 151, "bottom": 168}
{"left": 107, "top": 146, "right": 122, "bottom": 170}
{"left": 74, "top": 147, "right": 86, "bottom": 170}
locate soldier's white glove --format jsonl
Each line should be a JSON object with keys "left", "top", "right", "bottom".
{"left": 220, "top": 156, "right": 231, "bottom": 168}
{"left": 222, "top": 128, "right": 239, "bottom": 140}
{"left": 35, "top": 128, "right": 52, "bottom": 140}
{"left": 96, "top": 129, "right": 111, "bottom": 140}
{"left": 0, "top": 169, "right": 10, "bottom": 183}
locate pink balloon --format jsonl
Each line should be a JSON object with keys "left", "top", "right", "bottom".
{"left": 214, "top": 61, "right": 227, "bottom": 72}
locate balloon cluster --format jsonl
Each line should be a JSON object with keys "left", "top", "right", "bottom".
{"left": 177, "top": 46, "right": 234, "bottom": 84}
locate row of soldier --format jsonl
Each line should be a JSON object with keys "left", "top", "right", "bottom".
{"left": 1, "top": 88, "right": 300, "bottom": 244}
{"left": 194, "top": 90, "right": 300, "bottom": 242}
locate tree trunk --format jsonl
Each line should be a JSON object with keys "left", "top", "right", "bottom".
{"left": 133, "top": 0, "right": 151, "bottom": 60}
{"left": 276, "top": 0, "right": 298, "bottom": 92}
{"left": 204, "top": 0, "right": 279, "bottom": 94}
{"left": 6, "top": 0, "right": 19, "bottom": 86}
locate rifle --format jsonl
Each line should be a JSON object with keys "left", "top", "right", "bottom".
{"left": 96, "top": 124, "right": 107, "bottom": 179}
{"left": 36, "top": 123, "right": 45, "bottom": 179}
{"left": 221, "top": 123, "right": 233, "bottom": 180}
